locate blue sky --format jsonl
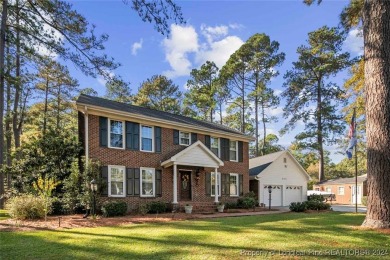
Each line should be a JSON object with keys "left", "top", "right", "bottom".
{"left": 66, "top": 0, "right": 363, "bottom": 163}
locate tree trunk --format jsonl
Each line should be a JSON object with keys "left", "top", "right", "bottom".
{"left": 13, "top": 1, "right": 21, "bottom": 150}
{"left": 255, "top": 95, "right": 259, "bottom": 156}
{"left": 317, "top": 80, "right": 325, "bottom": 182}
{"left": 0, "top": 0, "right": 8, "bottom": 209}
{"left": 219, "top": 102, "right": 223, "bottom": 125}
{"left": 56, "top": 85, "right": 61, "bottom": 130}
{"left": 241, "top": 75, "right": 245, "bottom": 133}
{"left": 5, "top": 45, "right": 11, "bottom": 188}
{"left": 43, "top": 75, "right": 49, "bottom": 134}
{"left": 362, "top": 0, "right": 390, "bottom": 229}
{"left": 261, "top": 100, "right": 266, "bottom": 156}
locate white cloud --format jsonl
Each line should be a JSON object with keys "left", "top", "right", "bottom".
{"left": 344, "top": 29, "right": 363, "bottom": 55}
{"left": 131, "top": 38, "right": 143, "bottom": 56}
{"left": 97, "top": 71, "right": 115, "bottom": 86}
{"left": 229, "top": 23, "right": 245, "bottom": 30}
{"left": 269, "top": 107, "right": 283, "bottom": 116}
{"left": 162, "top": 23, "right": 244, "bottom": 78}
{"left": 274, "top": 89, "right": 283, "bottom": 96}
{"left": 162, "top": 24, "right": 199, "bottom": 78}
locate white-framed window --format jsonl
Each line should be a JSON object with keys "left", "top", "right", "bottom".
{"left": 315, "top": 188, "right": 320, "bottom": 191}
{"left": 211, "top": 172, "right": 221, "bottom": 196}
{"left": 108, "top": 119, "right": 125, "bottom": 149}
{"left": 140, "top": 125, "right": 154, "bottom": 152}
{"left": 140, "top": 167, "right": 155, "bottom": 197}
{"left": 326, "top": 187, "right": 331, "bottom": 193}
{"left": 179, "top": 131, "right": 191, "bottom": 146}
{"left": 229, "top": 141, "right": 238, "bottom": 161}
{"left": 108, "top": 165, "right": 126, "bottom": 197}
{"left": 229, "top": 173, "right": 239, "bottom": 196}
{"left": 338, "top": 186, "right": 345, "bottom": 195}
{"left": 210, "top": 137, "right": 220, "bottom": 157}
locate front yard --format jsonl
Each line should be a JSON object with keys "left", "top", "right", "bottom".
{"left": 0, "top": 212, "right": 389, "bottom": 259}
{"left": 0, "top": 209, "right": 9, "bottom": 220}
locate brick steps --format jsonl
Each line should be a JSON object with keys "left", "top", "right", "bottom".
{"left": 176, "top": 202, "right": 218, "bottom": 213}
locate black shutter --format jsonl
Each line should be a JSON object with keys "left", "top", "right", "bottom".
{"left": 191, "top": 133, "right": 197, "bottom": 144}
{"left": 155, "top": 127, "right": 162, "bottom": 153}
{"left": 101, "top": 166, "right": 108, "bottom": 196}
{"left": 126, "top": 122, "right": 140, "bottom": 150}
{"left": 99, "top": 117, "right": 108, "bottom": 147}
{"left": 156, "top": 170, "right": 162, "bottom": 197}
{"left": 173, "top": 130, "right": 179, "bottom": 145}
{"left": 221, "top": 138, "right": 230, "bottom": 161}
{"left": 205, "top": 172, "right": 211, "bottom": 196}
{"left": 134, "top": 168, "right": 140, "bottom": 196}
{"left": 205, "top": 135, "right": 211, "bottom": 148}
{"left": 133, "top": 123, "right": 140, "bottom": 150}
{"left": 126, "top": 168, "right": 134, "bottom": 196}
{"left": 239, "top": 174, "right": 243, "bottom": 196}
{"left": 238, "top": 141, "right": 243, "bottom": 162}
{"left": 222, "top": 173, "right": 230, "bottom": 196}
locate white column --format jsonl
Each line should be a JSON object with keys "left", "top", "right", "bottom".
{"left": 84, "top": 106, "right": 89, "bottom": 167}
{"left": 214, "top": 168, "right": 219, "bottom": 203}
{"left": 173, "top": 164, "right": 178, "bottom": 204}
{"left": 258, "top": 178, "right": 261, "bottom": 205}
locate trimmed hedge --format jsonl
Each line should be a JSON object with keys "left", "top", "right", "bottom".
{"left": 147, "top": 201, "right": 167, "bottom": 214}
{"left": 289, "top": 202, "right": 306, "bottom": 212}
{"left": 289, "top": 200, "right": 331, "bottom": 212}
{"left": 101, "top": 201, "right": 127, "bottom": 217}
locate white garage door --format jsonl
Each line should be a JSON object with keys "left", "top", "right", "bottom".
{"left": 263, "top": 185, "right": 282, "bottom": 206}
{"left": 285, "top": 186, "right": 303, "bottom": 205}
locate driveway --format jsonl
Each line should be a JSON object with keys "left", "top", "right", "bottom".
{"left": 330, "top": 204, "right": 367, "bottom": 213}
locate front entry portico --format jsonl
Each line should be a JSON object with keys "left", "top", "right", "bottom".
{"left": 161, "top": 141, "right": 224, "bottom": 204}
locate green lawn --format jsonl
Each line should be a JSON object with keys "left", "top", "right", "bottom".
{"left": 0, "top": 209, "right": 9, "bottom": 220}
{"left": 1, "top": 212, "right": 389, "bottom": 259}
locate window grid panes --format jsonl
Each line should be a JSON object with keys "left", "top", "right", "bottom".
{"left": 230, "top": 174, "right": 238, "bottom": 196}
{"left": 141, "top": 126, "right": 153, "bottom": 151}
{"left": 210, "top": 137, "right": 219, "bottom": 157}
{"left": 338, "top": 187, "right": 345, "bottom": 195}
{"left": 141, "top": 168, "right": 155, "bottom": 196}
{"left": 110, "top": 167, "right": 125, "bottom": 196}
{"left": 110, "top": 120, "right": 123, "bottom": 148}
{"left": 229, "top": 141, "right": 237, "bottom": 161}
{"left": 211, "top": 172, "right": 221, "bottom": 196}
{"left": 180, "top": 131, "right": 190, "bottom": 145}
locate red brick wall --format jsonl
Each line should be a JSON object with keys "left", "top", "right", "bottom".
{"left": 313, "top": 183, "right": 366, "bottom": 204}
{"left": 87, "top": 114, "right": 249, "bottom": 211}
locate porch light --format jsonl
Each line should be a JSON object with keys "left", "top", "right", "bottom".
{"left": 90, "top": 179, "right": 98, "bottom": 192}
{"left": 268, "top": 185, "right": 272, "bottom": 194}
{"left": 267, "top": 185, "right": 272, "bottom": 211}
{"left": 90, "top": 179, "right": 97, "bottom": 216}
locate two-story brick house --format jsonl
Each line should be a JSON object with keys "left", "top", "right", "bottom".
{"left": 76, "top": 94, "right": 254, "bottom": 211}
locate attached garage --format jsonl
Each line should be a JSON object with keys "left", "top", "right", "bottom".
{"left": 249, "top": 151, "right": 310, "bottom": 207}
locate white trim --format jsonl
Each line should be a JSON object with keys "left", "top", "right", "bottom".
{"left": 108, "top": 165, "right": 126, "bottom": 197}
{"left": 179, "top": 131, "right": 191, "bottom": 146}
{"left": 84, "top": 106, "right": 89, "bottom": 165}
{"left": 229, "top": 173, "right": 239, "bottom": 197}
{"left": 140, "top": 125, "right": 154, "bottom": 152}
{"left": 108, "top": 119, "right": 125, "bottom": 149}
{"left": 140, "top": 167, "right": 156, "bottom": 197}
{"left": 173, "top": 164, "right": 178, "bottom": 204}
{"left": 211, "top": 171, "right": 221, "bottom": 197}
{"left": 338, "top": 186, "right": 345, "bottom": 195}
{"left": 229, "top": 140, "right": 238, "bottom": 162}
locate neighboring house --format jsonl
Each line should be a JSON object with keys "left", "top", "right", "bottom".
{"left": 76, "top": 94, "right": 254, "bottom": 211}
{"left": 313, "top": 174, "right": 367, "bottom": 205}
{"left": 249, "top": 151, "right": 310, "bottom": 207}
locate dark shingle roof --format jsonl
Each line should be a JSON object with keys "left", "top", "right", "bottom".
{"left": 249, "top": 162, "right": 272, "bottom": 176}
{"left": 249, "top": 151, "right": 285, "bottom": 176}
{"left": 77, "top": 94, "right": 252, "bottom": 138}
{"left": 317, "top": 174, "right": 367, "bottom": 185}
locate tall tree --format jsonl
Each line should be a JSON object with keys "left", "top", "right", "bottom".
{"left": 305, "top": 0, "right": 390, "bottom": 231}
{"left": 184, "top": 61, "right": 219, "bottom": 122}
{"left": 133, "top": 75, "right": 182, "bottom": 113}
{"left": 282, "top": 26, "right": 353, "bottom": 182}
{"left": 244, "top": 33, "right": 285, "bottom": 156}
{"left": 105, "top": 77, "right": 132, "bottom": 104}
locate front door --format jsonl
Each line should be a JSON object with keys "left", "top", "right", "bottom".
{"left": 180, "top": 171, "right": 192, "bottom": 201}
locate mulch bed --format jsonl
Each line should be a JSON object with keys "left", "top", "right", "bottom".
{"left": 0, "top": 207, "right": 277, "bottom": 232}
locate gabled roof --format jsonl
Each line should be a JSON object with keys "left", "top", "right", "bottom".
{"left": 249, "top": 151, "right": 285, "bottom": 176}
{"left": 249, "top": 150, "right": 310, "bottom": 181}
{"left": 161, "top": 140, "right": 224, "bottom": 168}
{"left": 77, "top": 94, "right": 253, "bottom": 140}
{"left": 316, "top": 174, "right": 367, "bottom": 185}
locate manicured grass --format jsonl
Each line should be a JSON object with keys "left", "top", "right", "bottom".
{"left": 1, "top": 212, "right": 389, "bottom": 259}
{"left": 0, "top": 209, "right": 9, "bottom": 220}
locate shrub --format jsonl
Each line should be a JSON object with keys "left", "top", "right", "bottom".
{"left": 238, "top": 197, "right": 257, "bottom": 209}
{"left": 147, "top": 201, "right": 167, "bottom": 213}
{"left": 307, "top": 194, "right": 325, "bottom": 202}
{"left": 101, "top": 201, "right": 127, "bottom": 217}
{"left": 243, "top": 191, "right": 256, "bottom": 199}
{"left": 138, "top": 204, "right": 149, "bottom": 215}
{"left": 305, "top": 200, "right": 331, "bottom": 211}
{"left": 224, "top": 201, "right": 239, "bottom": 209}
{"left": 6, "top": 194, "right": 46, "bottom": 220}
{"left": 289, "top": 202, "right": 307, "bottom": 212}
{"left": 362, "top": 196, "right": 367, "bottom": 206}
{"left": 50, "top": 197, "right": 67, "bottom": 215}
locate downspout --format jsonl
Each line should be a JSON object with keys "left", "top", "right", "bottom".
{"left": 84, "top": 106, "right": 89, "bottom": 167}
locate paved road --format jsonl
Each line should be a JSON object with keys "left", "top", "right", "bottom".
{"left": 330, "top": 204, "right": 367, "bottom": 213}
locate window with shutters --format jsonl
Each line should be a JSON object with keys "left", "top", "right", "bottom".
{"left": 140, "top": 125, "right": 154, "bottom": 152}
{"left": 210, "top": 137, "right": 220, "bottom": 157}
{"left": 179, "top": 131, "right": 191, "bottom": 146}
{"left": 211, "top": 172, "right": 221, "bottom": 196}
{"left": 229, "top": 141, "right": 238, "bottom": 161}
{"left": 229, "top": 173, "right": 239, "bottom": 196}
{"left": 140, "top": 167, "right": 155, "bottom": 197}
{"left": 108, "top": 165, "right": 126, "bottom": 197}
{"left": 108, "top": 119, "right": 125, "bottom": 149}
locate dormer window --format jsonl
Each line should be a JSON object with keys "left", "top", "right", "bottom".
{"left": 179, "top": 131, "right": 191, "bottom": 146}
{"left": 109, "top": 119, "right": 124, "bottom": 149}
